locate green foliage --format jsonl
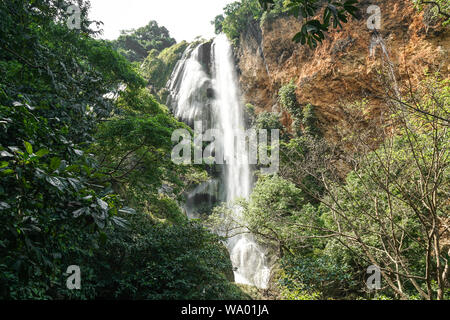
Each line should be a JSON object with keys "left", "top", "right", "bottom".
{"left": 302, "top": 104, "right": 321, "bottom": 137}
{"left": 280, "top": 136, "right": 327, "bottom": 201}
{"left": 255, "top": 111, "right": 291, "bottom": 142}
{"left": 245, "top": 102, "right": 291, "bottom": 139}
{"left": 279, "top": 253, "right": 357, "bottom": 299}
{"left": 0, "top": 0, "right": 245, "bottom": 300}
{"left": 238, "top": 175, "right": 357, "bottom": 298}
{"left": 140, "top": 41, "right": 190, "bottom": 100}
{"left": 221, "top": 0, "right": 265, "bottom": 45}
{"left": 244, "top": 103, "right": 257, "bottom": 127}
{"left": 218, "top": 0, "right": 287, "bottom": 44}
{"left": 219, "top": 0, "right": 359, "bottom": 47}
{"left": 260, "top": 0, "right": 359, "bottom": 48}
{"left": 111, "top": 20, "right": 176, "bottom": 62}
{"left": 278, "top": 83, "right": 321, "bottom": 137}
{"left": 212, "top": 15, "right": 225, "bottom": 34}
{"left": 240, "top": 175, "right": 313, "bottom": 253}
{"left": 321, "top": 122, "right": 449, "bottom": 298}
{"left": 279, "top": 81, "right": 301, "bottom": 117}
{"left": 254, "top": 111, "right": 281, "bottom": 131}
{"left": 245, "top": 108, "right": 291, "bottom": 168}
{"left": 0, "top": 0, "right": 142, "bottom": 298}
{"left": 91, "top": 213, "right": 248, "bottom": 300}
{"left": 91, "top": 87, "right": 204, "bottom": 218}
{"left": 412, "top": 0, "right": 450, "bottom": 26}
{"left": 260, "top": 0, "right": 286, "bottom": 27}
{"left": 238, "top": 76, "right": 449, "bottom": 299}
{"left": 279, "top": 81, "right": 302, "bottom": 136}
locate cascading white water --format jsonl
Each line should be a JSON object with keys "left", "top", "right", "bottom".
{"left": 167, "top": 43, "right": 211, "bottom": 124}
{"left": 212, "top": 35, "right": 251, "bottom": 201}
{"left": 167, "top": 34, "right": 270, "bottom": 289}
{"left": 212, "top": 35, "right": 270, "bottom": 289}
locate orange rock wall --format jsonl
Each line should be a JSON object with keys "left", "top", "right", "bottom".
{"left": 236, "top": 0, "right": 449, "bottom": 140}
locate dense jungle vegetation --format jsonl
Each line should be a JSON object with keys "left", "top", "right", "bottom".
{"left": 0, "top": 0, "right": 448, "bottom": 300}
{"left": 0, "top": 0, "right": 247, "bottom": 300}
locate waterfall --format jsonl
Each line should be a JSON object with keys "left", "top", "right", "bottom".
{"left": 167, "top": 34, "right": 270, "bottom": 289}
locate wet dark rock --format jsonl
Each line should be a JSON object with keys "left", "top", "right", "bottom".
{"left": 198, "top": 40, "right": 213, "bottom": 75}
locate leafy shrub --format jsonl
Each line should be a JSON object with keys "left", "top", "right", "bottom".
{"left": 111, "top": 20, "right": 176, "bottom": 62}
{"left": 221, "top": 0, "right": 264, "bottom": 45}
{"left": 279, "top": 253, "right": 358, "bottom": 300}
{"left": 279, "top": 81, "right": 303, "bottom": 136}
{"left": 212, "top": 15, "right": 225, "bottom": 34}
{"left": 141, "top": 41, "right": 190, "bottom": 98}
{"left": 279, "top": 81, "right": 301, "bottom": 118}
{"left": 302, "top": 104, "right": 321, "bottom": 137}
{"left": 91, "top": 213, "right": 248, "bottom": 300}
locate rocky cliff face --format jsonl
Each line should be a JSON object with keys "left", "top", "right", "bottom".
{"left": 235, "top": 0, "right": 449, "bottom": 141}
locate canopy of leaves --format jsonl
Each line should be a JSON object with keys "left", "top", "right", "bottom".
{"left": 221, "top": 0, "right": 266, "bottom": 45}
{"left": 212, "top": 14, "right": 225, "bottom": 34}
{"left": 140, "top": 41, "right": 190, "bottom": 101}
{"left": 0, "top": 0, "right": 245, "bottom": 300}
{"left": 111, "top": 20, "right": 176, "bottom": 62}
{"left": 220, "top": 0, "right": 360, "bottom": 48}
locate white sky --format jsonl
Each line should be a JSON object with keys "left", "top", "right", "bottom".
{"left": 88, "top": 0, "right": 236, "bottom": 42}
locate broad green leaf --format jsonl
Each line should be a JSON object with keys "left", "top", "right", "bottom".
{"left": 35, "top": 149, "right": 49, "bottom": 158}
{"left": 0, "top": 202, "right": 11, "bottom": 210}
{"left": 1, "top": 169, "right": 14, "bottom": 175}
{"left": 67, "top": 178, "right": 82, "bottom": 191}
{"left": 0, "top": 151, "right": 14, "bottom": 158}
{"left": 73, "top": 208, "right": 86, "bottom": 218}
{"left": 46, "top": 176, "right": 64, "bottom": 192}
{"left": 49, "top": 157, "right": 61, "bottom": 171}
{"left": 97, "top": 198, "right": 109, "bottom": 211}
{"left": 119, "top": 207, "right": 137, "bottom": 215}
{"left": 24, "top": 141, "right": 33, "bottom": 154}
{"left": 82, "top": 195, "right": 93, "bottom": 201}
{"left": 99, "top": 231, "right": 108, "bottom": 245}
{"left": 73, "top": 149, "right": 84, "bottom": 156}
{"left": 112, "top": 216, "right": 128, "bottom": 228}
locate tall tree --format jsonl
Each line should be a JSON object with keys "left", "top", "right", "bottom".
{"left": 111, "top": 20, "right": 176, "bottom": 62}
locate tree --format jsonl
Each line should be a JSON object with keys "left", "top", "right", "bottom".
{"left": 259, "top": 0, "right": 359, "bottom": 48}
{"left": 111, "top": 20, "right": 176, "bottom": 62}
{"left": 292, "top": 76, "right": 449, "bottom": 299}
{"left": 0, "top": 0, "right": 144, "bottom": 298}
{"left": 0, "top": 0, "right": 245, "bottom": 300}
{"left": 212, "top": 15, "right": 225, "bottom": 34}
{"left": 221, "top": 0, "right": 265, "bottom": 45}
{"left": 92, "top": 212, "right": 248, "bottom": 300}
